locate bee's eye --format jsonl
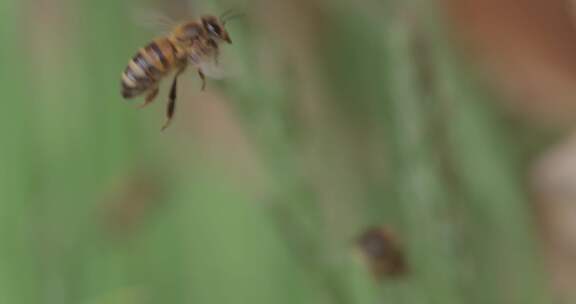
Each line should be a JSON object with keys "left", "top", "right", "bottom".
{"left": 207, "top": 22, "right": 221, "bottom": 35}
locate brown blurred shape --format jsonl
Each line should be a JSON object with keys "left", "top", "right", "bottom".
{"left": 356, "top": 226, "right": 407, "bottom": 278}
{"left": 443, "top": 0, "right": 576, "bottom": 124}
{"left": 533, "top": 134, "right": 576, "bottom": 303}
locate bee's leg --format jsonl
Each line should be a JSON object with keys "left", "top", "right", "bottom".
{"left": 207, "top": 39, "right": 219, "bottom": 65}
{"left": 161, "top": 78, "right": 178, "bottom": 131}
{"left": 138, "top": 87, "right": 159, "bottom": 109}
{"left": 198, "top": 69, "right": 206, "bottom": 91}
{"left": 161, "top": 68, "right": 186, "bottom": 131}
{"left": 214, "top": 47, "right": 220, "bottom": 65}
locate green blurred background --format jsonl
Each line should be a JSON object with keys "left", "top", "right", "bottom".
{"left": 3, "top": 0, "right": 576, "bottom": 303}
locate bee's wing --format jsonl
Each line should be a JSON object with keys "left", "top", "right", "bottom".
{"left": 192, "top": 48, "right": 243, "bottom": 80}
{"left": 196, "top": 59, "right": 226, "bottom": 80}
{"left": 132, "top": 8, "right": 177, "bottom": 35}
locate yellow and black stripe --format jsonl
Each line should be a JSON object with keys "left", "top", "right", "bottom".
{"left": 121, "top": 38, "right": 181, "bottom": 99}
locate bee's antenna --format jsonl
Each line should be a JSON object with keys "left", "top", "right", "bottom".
{"left": 220, "top": 9, "right": 244, "bottom": 24}
{"left": 220, "top": 9, "right": 235, "bottom": 20}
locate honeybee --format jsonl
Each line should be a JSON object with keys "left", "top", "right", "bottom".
{"left": 121, "top": 11, "right": 239, "bottom": 130}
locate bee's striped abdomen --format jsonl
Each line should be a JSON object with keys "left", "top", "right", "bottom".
{"left": 121, "top": 38, "right": 180, "bottom": 99}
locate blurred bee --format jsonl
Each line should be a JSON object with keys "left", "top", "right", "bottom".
{"left": 356, "top": 226, "right": 407, "bottom": 278}
{"left": 121, "top": 11, "right": 240, "bottom": 130}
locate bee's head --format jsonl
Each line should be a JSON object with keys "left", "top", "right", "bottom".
{"left": 201, "top": 15, "right": 231, "bottom": 44}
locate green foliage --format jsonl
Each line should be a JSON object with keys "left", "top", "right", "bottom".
{"left": 0, "top": 0, "right": 553, "bottom": 303}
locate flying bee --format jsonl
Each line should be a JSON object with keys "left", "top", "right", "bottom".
{"left": 121, "top": 11, "right": 240, "bottom": 130}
